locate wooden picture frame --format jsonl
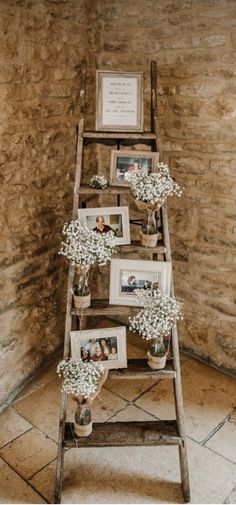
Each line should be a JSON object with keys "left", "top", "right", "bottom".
{"left": 78, "top": 206, "right": 130, "bottom": 245}
{"left": 110, "top": 150, "right": 159, "bottom": 187}
{"left": 96, "top": 70, "right": 143, "bottom": 132}
{"left": 109, "top": 259, "right": 172, "bottom": 307}
{"left": 70, "top": 327, "right": 127, "bottom": 370}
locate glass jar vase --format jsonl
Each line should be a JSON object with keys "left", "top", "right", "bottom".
{"left": 73, "top": 265, "right": 91, "bottom": 309}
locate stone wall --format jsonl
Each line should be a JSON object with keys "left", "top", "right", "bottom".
{"left": 1, "top": 0, "right": 236, "bottom": 407}
{"left": 0, "top": 0, "right": 94, "bottom": 406}
{"left": 95, "top": 0, "right": 236, "bottom": 373}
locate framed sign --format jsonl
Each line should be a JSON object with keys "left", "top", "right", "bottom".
{"left": 96, "top": 70, "right": 143, "bottom": 132}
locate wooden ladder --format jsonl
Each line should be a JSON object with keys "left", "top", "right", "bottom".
{"left": 54, "top": 61, "right": 190, "bottom": 504}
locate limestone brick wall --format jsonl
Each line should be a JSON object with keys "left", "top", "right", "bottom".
{"left": 0, "top": 0, "right": 94, "bottom": 406}
{"left": 1, "top": 0, "right": 236, "bottom": 407}
{"left": 95, "top": 0, "right": 236, "bottom": 373}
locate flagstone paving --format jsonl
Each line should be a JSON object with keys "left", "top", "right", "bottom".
{"left": 0, "top": 343, "right": 235, "bottom": 504}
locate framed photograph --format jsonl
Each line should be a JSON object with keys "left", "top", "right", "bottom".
{"left": 96, "top": 70, "right": 143, "bottom": 132}
{"left": 70, "top": 326, "right": 127, "bottom": 370}
{"left": 110, "top": 150, "right": 159, "bottom": 187}
{"left": 109, "top": 259, "right": 172, "bottom": 307}
{"left": 78, "top": 206, "right": 130, "bottom": 245}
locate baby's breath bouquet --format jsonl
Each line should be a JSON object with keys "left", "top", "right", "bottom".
{"left": 59, "top": 219, "right": 116, "bottom": 268}
{"left": 57, "top": 358, "right": 106, "bottom": 399}
{"left": 129, "top": 288, "right": 183, "bottom": 369}
{"left": 127, "top": 163, "right": 183, "bottom": 247}
{"left": 128, "top": 162, "right": 183, "bottom": 205}
{"left": 90, "top": 175, "right": 108, "bottom": 189}
{"left": 59, "top": 219, "right": 117, "bottom": 308}
{"left": 57, "top": 358, "right": 108, "bottom": 436}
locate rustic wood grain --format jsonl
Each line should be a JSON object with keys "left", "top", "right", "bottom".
{"left": 64, "top": 420, "right": 181, "bottom": 448}
{"left": 109, "top": 358, "right": 176, "bottom": 379}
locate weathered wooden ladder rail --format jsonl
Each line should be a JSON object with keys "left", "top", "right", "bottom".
{"left": 54, "top": 60, "right": 190, "bottom": 504}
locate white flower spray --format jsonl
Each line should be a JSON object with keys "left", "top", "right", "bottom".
{"left": 59, "top": 219, "right": 117, "bottom": 267}
{"left": 127, "top": 162, "right": 183, "bottom": 204}
{"left": 129, "top": 288, "right": 184, "bottom": 341}
{"left": 57, "top": 359, "right": 105, "bottom": 399}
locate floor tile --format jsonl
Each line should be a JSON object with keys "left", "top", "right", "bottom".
{"left": 0, "top": 457, "right": 46, "bottom": 503}
{"left": 108, "top": 404, "right": 156, "bottom": 422}
{"left": 205, "top": 421, "right": 236, "bottom": 463}
{"left": 88, "top": 387, "right": 127, "bottom": 422}
{"left": 13, "top": 378, "right": 62, "bottom": 442}
{"left": 127, "top": 342, "right": 147, "bottom": 359}
{"left": 229, "top": 409, "right": 236, "bottom": 423}
{"left": 187, "top": 438, "right": 236, "bottom": 504}
{"left": 0, "top": 428, "right": 58, "bottom": 479}
{"left": 225, "top": 486, "right": 236, "bottom": 504}
{"left": 0, "top": 408, "right": 32, "bottom": 448}
{"left": 136, "top": 359, "right": 236, "bottom": 442}
{"left": 30, "top": 460, "right": 57, "bottom": 504}
{"left": 12, "top": 381, "right": 42, "bottom": 403}
{"left": 104, "top": 376, "right": 158, "bottom": 402}
{"left": 62, "top": 445, "right": 182, "bottom": 504}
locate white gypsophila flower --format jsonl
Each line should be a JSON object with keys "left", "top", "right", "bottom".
{"left": 90, "top": 175, "right": 108, "bottom": 189}
{"left": 58, "top": 219, "right": 117, "bottom": 267}
{"left": 57, "top": 359, "right": 105, "bottom": 399}
{"left": 127, "top": 162, "right": 183, "bottom": 204}
{"left": 128, "top": 288, "right": 184, "bottom": 341}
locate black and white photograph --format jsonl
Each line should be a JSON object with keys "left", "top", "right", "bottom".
{"left": 109, "top": 258, "right": 171, "bottom": 306}
{"left": 78, "top": 206, "right": 130, "bottom": 245}
{"left": 70, "top": 327, "right": 127, "bottom": 370}
{"left": 110, "top": 150, "right": 158, "bottom": 186}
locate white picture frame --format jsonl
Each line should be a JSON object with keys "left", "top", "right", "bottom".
{"left": 110, "top": 150, "right": 159, "bottom": 187}
{"left": 78, "top": 206, "right": 130, "bottom": 246}
{"left": 70, "top": 326, "right": 127, "bottom": 370}
{"left": 109, "top": 259, "right": 172, "bottom": 307}
{"left": 96, "top": 70, "right": 143, "bottom": 132}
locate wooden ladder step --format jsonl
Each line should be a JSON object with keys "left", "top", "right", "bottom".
{"left": 117, "top": 240, "right": 166, "bottom": 254}
{"left": 109, "top": 358, "right": 176, "bottom": 379}
{"left": 78, "top": 184, "right": 131, "bottom": 195}
{"left": 83, "top": 131, "right": 156, "bottom": 140}
{"left": 71, "top": 299, "right": 139, "bottom": 316}
{"left": 64, "top": 420, "right": 181, "bottom": 448}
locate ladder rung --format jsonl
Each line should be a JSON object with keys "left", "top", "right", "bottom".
{"left": 117, "top": 241, "right": 166, "bottom": 254}
{"left": 109, "top": 358, "right": 176, "bottom": 379}
{"left": 64, "top": 420, "right": 181, "bottom": 448}
{"left": 83, "top": 131, "right": 157, "bottom": 140}
{"left": 78, "top": 185, "right": 131, "bottom": 195}
{"left": 71, "top": 299, "right": 139, "bottom": 316}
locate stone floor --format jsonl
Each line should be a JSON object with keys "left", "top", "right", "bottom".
{"left": 0, "top": 341, "right": 236, "bottom": 504}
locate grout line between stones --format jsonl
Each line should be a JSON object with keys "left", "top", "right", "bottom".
{"left": 186, "top": 433, "right": 236, "bottom": 467}
{"left": 224, "top": 484, "right": 236, "bottom": 504}
{"left": 0, "top": 454, "right": 50, "bottom": 504}
{"left": 103, "top": 377, "right": 160, "bottom": 403}
{"left": 10, "top": 406, "right": 59, "bottom": 446}
{"left": 0, "top": 426, "right": 33, "bottom": 450}
{"left": 201, "top": 408, "right": 235, "bottom": 445}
